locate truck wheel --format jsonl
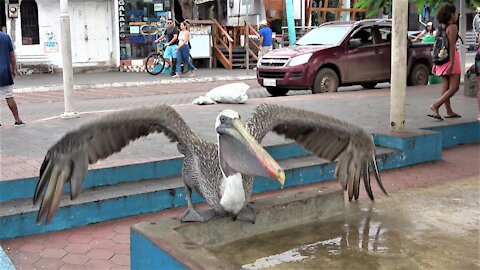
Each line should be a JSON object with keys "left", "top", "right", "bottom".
{"left": 408, "top": 63, "right": 429, "bottom": 86}
{"left": 361, "top": 83, "right": 377, "bottom": 89}
{"left": 312, "top": 68, "right": 339, "bottom": 94}
{"left": 266, "top": 87, "right": 289, "bottom": 96}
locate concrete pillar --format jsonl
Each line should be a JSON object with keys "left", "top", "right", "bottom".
{"left": 459, "top": 0, "right": 466, "bottom": 82}
{"left": 285, "top": 0, "right": 296, "bottom": 47}
{"left": 60, "top": 0, "right": 78, "bottom": 119}
{"left": 390, "top": 0, "right": 408, "bottom": 131}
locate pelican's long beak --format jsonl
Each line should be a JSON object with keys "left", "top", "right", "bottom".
{"left": 217, "top": 118, "right": 285, "bottom": 186}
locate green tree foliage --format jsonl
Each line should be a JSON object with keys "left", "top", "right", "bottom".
{"left": 356, "top": 0, "right": 480, "bottom": 18}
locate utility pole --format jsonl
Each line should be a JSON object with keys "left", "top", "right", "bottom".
{"left": 285, "top": 0, "right": 296, "bottom": 47}
{"left": 60, "top": 0, "right": 78, "bottom": 119}
{"left": 390, "top": 0, "right": 408, "bottom": 131}
{"left": 459, "top": 0, "right": 466, "bottom": 82}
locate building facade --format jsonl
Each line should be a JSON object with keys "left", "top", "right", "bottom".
{"left": 1, "top": 0, "right": 118, "bottom": 73}
{"left": 1, "top": 0, "right": 177, "bottom": 73}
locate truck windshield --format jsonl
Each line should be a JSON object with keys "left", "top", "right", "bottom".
{"left": 296, "top": 26, "right": 351, "bottom": 46}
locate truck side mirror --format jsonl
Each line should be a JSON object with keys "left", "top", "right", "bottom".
{"left": 348, "top": 39, "right": 362, "bottom": 48}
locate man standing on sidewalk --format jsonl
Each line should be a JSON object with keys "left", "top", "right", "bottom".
{"left": 155, "top": 19, "right": 179, "bottom": 76}
{"left": 258, "top": 20, "right": 273, "bottom": 62}
{"left": 0, "top": 32, "right": 25, "bottom": 127}
{"left": 473, "top": 7, "right": 480, "bottom": 43}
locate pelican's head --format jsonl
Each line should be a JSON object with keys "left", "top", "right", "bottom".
{"left": 215, "top": 109, "right": 285, "bottom": 186}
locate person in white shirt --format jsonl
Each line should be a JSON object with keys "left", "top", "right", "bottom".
{"left": 473, "top": 7, "right": 480, "bottom": 41}
{"left": 413, "top": 22, "right": 436, "bottom": 42}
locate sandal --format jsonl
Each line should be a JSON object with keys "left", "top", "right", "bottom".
{"left": 427, "top": 114, "right": 443, "bottom": 120}
{"left": 444, "top": 114, "right": 461, "bottom": 118}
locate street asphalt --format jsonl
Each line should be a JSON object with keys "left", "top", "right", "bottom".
{"left": 10, "top": 50, "right": 478, "bottom": 93}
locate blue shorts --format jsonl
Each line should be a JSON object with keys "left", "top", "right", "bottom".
{"left": 164, "top": 45, "right": 177, "bottom": 59}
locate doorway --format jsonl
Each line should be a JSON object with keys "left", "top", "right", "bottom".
{"left": 71, "top": 0, "right": 112, "bottom": 63}
{"left": 1, "top": 0, "right": 7, "bottom": 32}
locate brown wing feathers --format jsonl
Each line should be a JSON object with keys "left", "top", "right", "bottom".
{"left": 247, "top": 104, "right": 387, "bottom": 201}
{"left": 34, "top": 105, "right": 195, "bottom": 224}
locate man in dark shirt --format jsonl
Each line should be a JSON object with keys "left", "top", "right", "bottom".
{"left": 0, "top": 32, "right": 24, "bottom": 127}
{"left": 155, "top": 19, "right": 179, "bottom": 76}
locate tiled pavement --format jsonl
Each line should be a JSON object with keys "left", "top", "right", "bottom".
{"left": 1, "top": 144, "right": 478, "bottom": 269}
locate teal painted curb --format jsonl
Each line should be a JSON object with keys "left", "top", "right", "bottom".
{"left": 0, "top": 144, "right": 309, "bottom": 204}
{"left": 425, "top": 121, "right": 480, "bottom": 148}
{"left": 131, "top": 230, "right": 188, "bottom": 270}
{"left": 1, "top": 122, "right": 478, "bottom": 240}
{"left": 0, "top": 245, "right": 14, "bottom": 270}
{"left": 0, "top": 161, "right": 342, "bottom": 240}
{"left": 373, "top": 129, "right": 442, "bottom": 168}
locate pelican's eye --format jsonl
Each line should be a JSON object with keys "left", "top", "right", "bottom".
{"left": 220, "top": 116, "right": 226, "bottom": 123}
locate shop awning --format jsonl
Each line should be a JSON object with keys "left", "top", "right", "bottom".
{"left": 194, "top": 0, "right": 214, "bottom": 4}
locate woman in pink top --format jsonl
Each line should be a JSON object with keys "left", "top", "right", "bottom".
{"left": 429, "top": 3, "right": 462, "bottom": 120}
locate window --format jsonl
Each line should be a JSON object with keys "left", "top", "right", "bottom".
{"left": 378, "top": 26, "right": 392, "bottom": 43}
{"left": 350, "top": 27, "right": 375, "bottom": 46}
{"left": 296, "top": 25, "right": 351, "bottom": 46}
{"left": 307, "top": 0, "right": 367, "bottom": 25}
{"left": 0, "top": 0, "right": 6, "bottom": 32}
{"left": 120, "top": 0, "right": 173, "bottom": 60}
{"left": 20, "top": 0, "right": 39, "bottom": 45}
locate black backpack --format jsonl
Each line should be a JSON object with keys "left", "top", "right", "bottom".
{"left": 431, "top": 24, "right": 449, "bottom": 65}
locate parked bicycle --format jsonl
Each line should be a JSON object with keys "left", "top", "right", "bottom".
{"left": 145, "top": 41, "right": 194, "bottom": 75}
{"left": 145, "top": 42, "right": 170, "bottom": 75}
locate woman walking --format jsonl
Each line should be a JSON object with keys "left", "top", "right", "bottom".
{"left": 173, "top": 21, "right": 196, "bottom": 78}
{"left": 429, "top": 3, "right": 461, "bottom": 120}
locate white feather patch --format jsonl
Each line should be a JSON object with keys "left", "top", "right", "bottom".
{"left": 220, "top": 173, "right": 245, "bottom": 214}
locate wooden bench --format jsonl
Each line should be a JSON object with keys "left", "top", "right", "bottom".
{"left": 16, "top": 54, "right": 54, "bottom": 74}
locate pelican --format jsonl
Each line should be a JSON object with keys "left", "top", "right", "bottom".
{"left": 33, "top": 104, "right": 387, "bottom": 225}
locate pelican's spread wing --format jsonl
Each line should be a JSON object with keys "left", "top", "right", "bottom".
{"left": 246, "top": 104, "right": 387, "bottom": 200}
{"left": 34, "top": 105, "right": 198, "bottom": 224}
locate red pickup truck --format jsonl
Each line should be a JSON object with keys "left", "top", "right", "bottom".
{"left": 257, "top": 19, "right": 433, "bottom": 96}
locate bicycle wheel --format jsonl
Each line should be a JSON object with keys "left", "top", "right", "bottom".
{"left": 145, "top": 53, "right": 165, "bottom": 75}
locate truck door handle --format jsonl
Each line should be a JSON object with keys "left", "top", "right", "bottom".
{"left": 374, "top": 49, "right": 380, "bottom": 54}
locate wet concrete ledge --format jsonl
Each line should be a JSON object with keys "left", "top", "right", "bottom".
{"left": 130, "top": 186, "right": 344, "bottom": 269}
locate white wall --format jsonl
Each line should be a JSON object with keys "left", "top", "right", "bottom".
{"left": 6, "top": 0, "right": 115, "bottom": 69}
{"left": 227, "top": 0, "right": 262, "bottom": 26}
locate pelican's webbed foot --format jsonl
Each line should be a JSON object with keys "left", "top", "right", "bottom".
{"left": 234, "top": 204, "right": 256, "bottom": 224}
{"left": 181, "top": 207, "right": 215, "bottom": 223}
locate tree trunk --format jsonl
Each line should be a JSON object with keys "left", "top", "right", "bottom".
{"left": 216, "top": 0, "right": 224, "bottom": 22}
{"left": 177, "top": 0, "right": 193, "bottom": 20}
